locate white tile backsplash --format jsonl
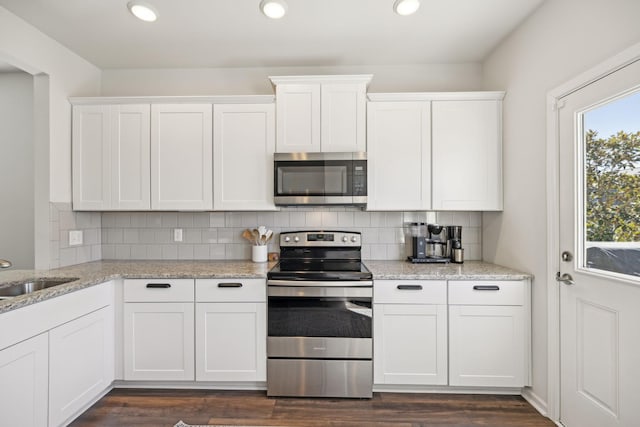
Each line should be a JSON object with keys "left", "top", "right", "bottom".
{"left": 50, "top": 203, "right": 483, "bottom": 265}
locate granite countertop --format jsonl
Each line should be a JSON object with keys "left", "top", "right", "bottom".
{"left": 0, "top": 259, "right": 530, "bottom": 315}
{"left": 0, "top": 260, "right": 275, "bottom": 314}
{"left": 365, "top": 260, "right": 532, "bottom": 281}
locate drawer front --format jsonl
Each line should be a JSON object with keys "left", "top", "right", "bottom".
{"left": 196, "top": 278, "right": 266, "bottom": 302}
{"left": 448, "top": 280, "right": 524, "bottom": 306}
{"left": 124, "top": 279, "right": 194, "bottom": 302}
{"left": 374, "top": 280, "right": 447, "bottom": 304}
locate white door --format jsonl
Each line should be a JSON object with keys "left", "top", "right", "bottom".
{"left": 373, "top": 304, "right": 447, "bottom": 385}
{"left": 72, "top": 104, "right": 111, "bottom": 210}
{"left": 213, "top": 103, "right": 276, "bottom": 210}
{"left": 49, "top": 305, "right": 115, "bottom": 427}
{"left": 0, "top": 333, "right": 48, "bottom": 427}
{"left": 123, "top": 302, "right": 195, "bottom": 381}
{"left": 275, "top": 83, "right": 320, "bottom": 152}
{"left": 195, "top": 302, "right": 266, "bottom": 382}
{"left": 431, "top": 99, "right": 503, "bottom": 211}
{"left": 111, "top": 104, "right": 151, "bottom": 210}
{"left": 321, "top": 83, "right": 367, "bottom": 152}
{"left": 366, "top": 101, "right": 431, "bottom": 211}
{"left": 151, "top": 104, "right": 212, "bottom": 210}
{"left": 558, "top": 59, "right": 640, "bottom": 427}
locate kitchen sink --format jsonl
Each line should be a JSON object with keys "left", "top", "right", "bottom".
{"left": 0, "top": 278, "right": 79, "bottom": 299}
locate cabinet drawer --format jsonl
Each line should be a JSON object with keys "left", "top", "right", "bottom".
{"left": 196, "top": 279, "right": 266, "bottom": 302}
{"left": 124, "top": 279, "right": 194, "bottom": 302}
{"left": 374, "top": 280, "right": 447, "bottom": 304}
{"left": 448, "top": 280, "right": 524, "bottom": 306}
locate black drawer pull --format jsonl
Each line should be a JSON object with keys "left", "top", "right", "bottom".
{"left": 397, "top": 284, "right": 423, "bottom": 290}
{"left": 218, "top": 282, "right": 243, "bottom": 288}
{"left": 146, "top": 283, "right": 171, "bottom": 289}
{"left": 473, "top": 285, "right": 500, "bottom": 291}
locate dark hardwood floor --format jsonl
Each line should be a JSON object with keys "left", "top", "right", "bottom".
{"left": 70, "top": 389, "right": 555, "bottom": 427}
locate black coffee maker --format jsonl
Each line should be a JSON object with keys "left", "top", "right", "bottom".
{"left": 408, "top": 223, "right": 449, "bottom": 263}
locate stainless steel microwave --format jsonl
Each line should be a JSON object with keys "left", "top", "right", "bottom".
{"left": 273, "top": 152, "right": 367, "bottom": 206}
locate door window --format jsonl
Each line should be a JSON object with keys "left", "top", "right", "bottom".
{"left": 580, "top": 90, "right": 640, "bottom": 278}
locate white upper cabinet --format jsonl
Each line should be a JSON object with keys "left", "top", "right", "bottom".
{"left": 151, "top": 104, "right": 213, "bottom": 210}
{"left": 366, "top": 101, "right": 431, "bottom": 211}
{"left": 73, "top": 104, "right": 152, "bottom": 211}
{"left": 431, "top": 98, "right": 503, "bottom": 211}
{"left": 72, "top": 105, "right": 111, "bottom": 210}
{"left": 213, "top": 103, "right": 276, "bottom": 211}
{"left": 111, "top": 105, "right": 151, "bottom": 210}
{"left": 271, "top": 75, "right": 371, "bottom": 153}
{"left": 274, "top": 83, "right": 320, "bottom": 152}
{"left": 73, "top": 104, "right": 150, "bottom": 210}
{"left": 321, "top": 83, "right": 367, "bottom": 152}
{"left": 367, "top": 92, "right": 504, "bottom": 211}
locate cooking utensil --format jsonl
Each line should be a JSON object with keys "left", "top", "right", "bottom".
{"left": 242, "top": 229, "right": 256, "bottom": 244}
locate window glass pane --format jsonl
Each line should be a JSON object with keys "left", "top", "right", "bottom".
{"left": 582, "top": 90, "right": 640, "bottom": 277}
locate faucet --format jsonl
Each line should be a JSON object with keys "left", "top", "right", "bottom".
{"left": 0, "top": 259, "right": 12, "bottom": 269}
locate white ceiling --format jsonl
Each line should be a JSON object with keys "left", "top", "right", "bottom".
{"left": 0, "top": 0, "right": 545, "bottom": 69}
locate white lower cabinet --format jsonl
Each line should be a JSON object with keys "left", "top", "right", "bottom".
{"left": 49, "top": 305, "right": 115, "bottom": 427}
{"left": 373, "top": 280, "right": 447, "bottom": 386}
{"left": 123, "top": 279, "right": 195, "bottom": 381}
{"left": 195, "top": 279, "right": 266, "bottom": 382}
{"left": 0, "top": 333, "right": 48, "bottom": 427}
{"left": 448, "top": 281, "right": 528, "bottom": 387}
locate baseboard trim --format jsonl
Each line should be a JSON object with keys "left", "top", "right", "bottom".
{"left": 113, "top": 380, "right": 267, "bottom": 390}
{"left": 373, "top": 384, "right": 522, "bottom": 395}
{"left": 521, "top": 387, "right": 549, "bottom": 418}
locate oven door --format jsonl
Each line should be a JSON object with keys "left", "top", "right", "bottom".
{"left": 267, "top": 285, "right": 372, "bottom": 359}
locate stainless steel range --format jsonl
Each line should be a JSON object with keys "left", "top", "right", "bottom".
{"left": 266, "top": 230, "right": 373, "bottom": 398}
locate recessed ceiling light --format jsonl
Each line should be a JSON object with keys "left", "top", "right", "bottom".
{"left": 393, "top": 0, "right": 420, "bottom": 16}
{"left": 260, "top": 0, "right": 288, "bottom": 19}
{"left": 127, "top": 1, "right": 158, "bottom": 22}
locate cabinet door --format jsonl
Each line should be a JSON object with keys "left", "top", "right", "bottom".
{"left": 72, "top": 105, "right": 111, "bottom": 210}
{"left": 367, "top": 101, "right": 431, "bottom": 210}
{"left": 213, "top": 104, "right": 276, "bottom": 210}
{"left": 111, "top": 105, "right": 151, "bottom": 210}
{"left": 432, "top": 100, "right": 503, "bottom": 210}
{"left": 373, "top": 304, "right": 447, "bottom": 385}
{"left": 151, "top": 104, "right": 213, "bottom": 210}
{"left": 275, "top": 84, "right": 321, "bottom": 152}
{"left": 123, "top": 302, "right": 195, "bottom": 381}
{"left": 321, "top": 83, "right": 367, "bottom": 152}
{"left": 195, "top": 302, "right": 266, "bottom": 382}
{"left": 449, "top": 305, "right": 525, "bottom": 387}
{"left": 0, "top": 333, "right": 48, "bottom": 427}
{"left": 49, "top": 305, "right": 114, "bottom": 427}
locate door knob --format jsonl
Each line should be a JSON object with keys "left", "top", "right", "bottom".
{"left": 556, "top": 272, "right": 575, "bottom": 285}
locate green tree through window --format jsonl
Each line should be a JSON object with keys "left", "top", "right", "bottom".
{"left": 585, "top": 129, "right": 640, "bottom": 242}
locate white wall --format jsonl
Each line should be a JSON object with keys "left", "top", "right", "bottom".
{"left": 0, "top": 6, "right": 101, "bottom": 204}
{"left": 481, "top": 0, "right": 640, "bottom": 413}
{"left": 0, "top": 6, "right": 101, "bottom": 268}
{"left": 101, "top": 63, "right": 483, "bottom": 96}
{"left": 0, "top": 72, "right": 33, "bottom": 268}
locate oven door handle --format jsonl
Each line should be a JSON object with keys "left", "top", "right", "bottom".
{"left": 268, "top": 285, "right": 372, "bottom": 298}
{"left": 267, "top": 280, "right": 373, "bottom": 288}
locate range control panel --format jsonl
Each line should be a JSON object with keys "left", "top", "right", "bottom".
{"left": 279, "top": 231, "right": 361, "bottom": 247}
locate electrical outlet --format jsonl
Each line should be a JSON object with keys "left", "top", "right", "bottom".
{"left": 174, "top": 228, "right": 183, "bottom": 242}
{"left": 69, "top": 230, "right": 83, "bottom": 246}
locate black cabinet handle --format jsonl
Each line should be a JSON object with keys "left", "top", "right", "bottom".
{"left": 146, "top": 283, "right": 171, "bottom": 289}
{"left": 473, "top": 285, "right": 500, "bottom": 291}
{"left": 218, "top": 282, "right": 243, "bottom": 288}
{"left": 397, "top": 284, "right": 423, "bottom": 290}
